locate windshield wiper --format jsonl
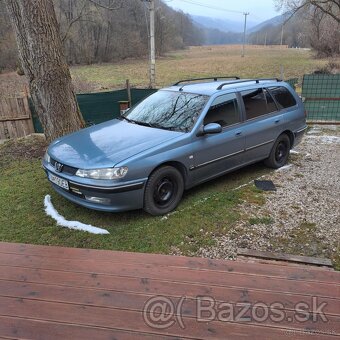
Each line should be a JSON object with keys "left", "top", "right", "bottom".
{"left": 122, "top": 117, "right": 182, "bottom": 132}
{"left": 120, "top": 116, "right": 137, "bottom": 124}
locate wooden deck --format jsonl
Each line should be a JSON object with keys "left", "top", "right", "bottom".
{"left": 0, "top": 242, "right": 338, "bottom": 339}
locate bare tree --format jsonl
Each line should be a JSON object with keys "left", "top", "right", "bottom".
{"left": 276, "top": 0, "right": 340, "bottom": 23}
{"left": 5, "top": 0, "right": 85, "bottom": 142}
{"left": 276, "top": 0, "right": 339, "bottom": 56}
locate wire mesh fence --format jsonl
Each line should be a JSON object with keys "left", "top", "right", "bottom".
{"left": 302, "top": 74, "right": 340, "bottom": 124}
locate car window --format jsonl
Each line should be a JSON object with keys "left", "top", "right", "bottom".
{"left": 241, "top": 88, "right": 277, "bottom": 120}
{"left": 268, "top": 86, "right": 297, "bottom": 109}
{"left": 123, "top": 90, "right": 209, "bottom": 132}
{"left": 204, "top": 93, "right": 240, "bottom": 127}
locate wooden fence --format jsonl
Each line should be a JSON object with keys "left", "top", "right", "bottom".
{"left": 0, "top": 96, "right": 35, "bottom": 140}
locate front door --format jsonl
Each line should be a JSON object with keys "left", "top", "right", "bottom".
{"left": 191, "top": 93, "right": 245, "bottom": 184}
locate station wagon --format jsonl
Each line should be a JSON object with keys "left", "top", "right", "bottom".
{"left": 43, "top": 77, "right": 307, "bottom": 215}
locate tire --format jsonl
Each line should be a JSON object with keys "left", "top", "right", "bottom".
{"left": 264, "top": 134, "right": 291, "bottom": 169}
{"left": 144, "top": 166, "right": 184, "bottom": 216}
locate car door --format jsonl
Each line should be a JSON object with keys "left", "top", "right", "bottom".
{"left": 191, "top": 93, "right": 245, "bottom": 184}
{"left": 240, "top": 87, "right": 284, "bottom": 163}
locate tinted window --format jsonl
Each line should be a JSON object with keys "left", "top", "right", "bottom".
{"left": 241, "top": 88, "right": 277, "bottom": 120}
{"left": 268, "top": 86, "right": 297, "bottom": 109}
{"left": 124, "top": 90, "right": 208, "bottom": 132}
{"left": 204, "top": 93, "right": 240, "bottom": 127}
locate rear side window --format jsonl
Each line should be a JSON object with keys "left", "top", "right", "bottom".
{"left": 241, "top": 88, "right": 277, "bottom": 120}
{"left": 204, "top": 93, "right": 240, "bottom": 127}
{"left": 268, "top": 86, "right": 297, "bottom": 109}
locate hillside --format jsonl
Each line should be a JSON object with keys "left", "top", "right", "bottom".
{"left": 191, "top": 15, "right": 258, "bottom": 33}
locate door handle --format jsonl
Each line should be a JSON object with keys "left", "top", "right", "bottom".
{"left": 275, "top": 119, "right": 281, "bottom": 124}
{"left": 235, "top": 131, "right": 242, "bottom": 136}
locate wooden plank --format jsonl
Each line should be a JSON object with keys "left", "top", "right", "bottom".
{"left": 0, "top": 279, "right": 338, "bottom": 316}
{"left": 5, "top": 121, "right": 15, "bottom": 139}
{"left": 0, "top": 296, "right": 338, "bottom": 338}
{"left": 0, "top": 317, "right": 332, "bottom": 340}
{"left": 1, "top": 268, "right": 339, "bottom": 315}
{"left": 0, "top": 316, "right": 173, "bottom": 340}
{"left": 0, "top": 264, "right": 338, "bottom": 300}
{"left": 0, "top": 123, "right": 7, "bottom": 140}
{"left": 237, "top": 249, "right": 333, "bottom": 267}
{"left": 0, "top": 253, "right": 338, "bottom": 293}
{"left": 23, "top": 96, "right": 35, "bottom": 134}
{"left": 0, "top": 99, "right": 10, "bottom": 119}
{"left": 0, "top": 242, "right": 338, "bottom": 284}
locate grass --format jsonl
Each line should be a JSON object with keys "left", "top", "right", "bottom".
{"left": 248, "top": 216, "right": 273, "bottom": 226}
{"left": 0, "top": 135, "right": 338, "bottom": 269}
{"left": 70, "top": 45, "right": 332, "bottom": 91}
{"left": 0, "top": 137, "right": 270, "bottom": 255}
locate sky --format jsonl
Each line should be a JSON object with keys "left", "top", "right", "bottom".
{"left": 165, "top": 0, "right": 279, "bottom": 23}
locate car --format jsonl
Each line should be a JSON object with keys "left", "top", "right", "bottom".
{"left": 43, "top": 76, "right": 307, "bottom": 215}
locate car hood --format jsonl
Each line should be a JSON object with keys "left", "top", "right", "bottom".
{"left": 48, "top": 119, "right": 183, "bottom": 169}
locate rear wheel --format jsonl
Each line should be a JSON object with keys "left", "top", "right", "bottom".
{"left": 264, "top": 134, "right": 291, "bottom": 169}
{"left": 144, "top": 166, "right": 184, "bottom": 216}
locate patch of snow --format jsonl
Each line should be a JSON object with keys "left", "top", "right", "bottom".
{"left": 307, "top": 128, "right": 322, "bottom": 135}
{"left": 44, "top": 195, "right": 110, "bottom": 235}
{"left": 276, "top": 164, "right": 293, "bottom": 172}
{"left": 306, "top": 135, "right": 340, "bottom": 144}
{"left": 290, "top": 150, "right": 300, "bottom": 155}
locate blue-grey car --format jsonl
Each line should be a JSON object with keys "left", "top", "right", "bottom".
{"left": 43, "top": 77, "right": 306, "bottom": 215}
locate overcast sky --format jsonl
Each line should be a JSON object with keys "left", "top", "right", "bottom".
{"left": 166, "top": 0, "right": 279, "bottom": 23}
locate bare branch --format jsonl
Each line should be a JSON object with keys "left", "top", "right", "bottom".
{"left": 61, "top": 2, "right": 88, "bottom": 42}
{"left": 87, "top": 0, "right": 124, "bottom": 11}
{"left": 310, "top": 0, "right": 340, "bottom": 23}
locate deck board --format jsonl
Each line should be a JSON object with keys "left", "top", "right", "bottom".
{"left": 0, "top": 242, "right": 339, "bottom": 339}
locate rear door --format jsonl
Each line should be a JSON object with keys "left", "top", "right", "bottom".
{"left": 191, "top": 93, "right": 245, "bottom": 183}
{"left": 240, "top": 87, "right": 284, "bottom": 163}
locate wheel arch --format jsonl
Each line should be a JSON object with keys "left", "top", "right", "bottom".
{"left": 281, "top": 130, "right": 295, "bottom": 149}
{"left": 149, "top": 161, "right": 188, "bottom": 185}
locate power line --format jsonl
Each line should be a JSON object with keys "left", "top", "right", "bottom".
{"left": 178, "top": 0, "right": 244, "bottom": 15}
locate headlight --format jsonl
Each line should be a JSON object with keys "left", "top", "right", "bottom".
{"left": 76, "top": 167, "right": 128, "bottom": 180}
{"left": 43, "top": 151, "right": 50, "bottom": 163}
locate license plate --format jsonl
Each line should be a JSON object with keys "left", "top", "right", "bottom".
{"left": 49, "top": 173, "right": 69, "bottom": 190}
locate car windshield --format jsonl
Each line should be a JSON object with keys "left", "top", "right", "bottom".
{"left": 122, "top": 90, "right": 209, "bottom": 132}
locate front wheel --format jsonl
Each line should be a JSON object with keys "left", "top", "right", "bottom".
{"left": 264, "top": 134, "right": 291, "bottom": 169}
{"left": 144, "top": 166, "right": 184, "bottom": 216}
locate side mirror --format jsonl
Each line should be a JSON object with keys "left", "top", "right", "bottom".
{"left": 198, "top": 123, "right": 222, "bottom": 136}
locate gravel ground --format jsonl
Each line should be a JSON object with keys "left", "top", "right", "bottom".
{"left": 196, "top": 125, "right": 340, "bottom": 266}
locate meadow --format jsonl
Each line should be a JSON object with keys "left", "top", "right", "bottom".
{"left": 70, "top": 45, "right": 330, "bottom": 92}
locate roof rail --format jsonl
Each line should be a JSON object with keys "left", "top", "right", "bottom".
{"left": 173, "top": 76, "right": 240, "bottom": 86}
{"left": 217, "top": 78, "right": 282, "bottom": 90}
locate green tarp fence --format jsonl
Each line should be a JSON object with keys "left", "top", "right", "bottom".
{"left": 31, "top": 88, "right": 157, "bottom": 133}
{"left": 31, "top": 75, "right": 340, "bottom": 132}
{"left": 302, "top": 74, "right": 340, "bottom": 123}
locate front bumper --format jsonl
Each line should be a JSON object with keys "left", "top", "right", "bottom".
{"left": 43, "top": 164, "right": 146, "bottom": 212}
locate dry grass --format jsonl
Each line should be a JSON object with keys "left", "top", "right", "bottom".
{"left": 71, "top": 45, "right": 333, "bottom": 91}
{"left": 0, "top": 45, "right": 335, "bottom": 95}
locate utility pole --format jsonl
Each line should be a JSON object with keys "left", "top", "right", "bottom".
{"left": 280, "top": 24, "right": 284, "bottom": 48}
{"left": 149, "top": 0, "right": 156, "bottom": 88}
{"left": 241, "top": 12, "right": 249, "bottom": 57}
{"left": 141, "top": 0, "right": 156, "bottom": 88}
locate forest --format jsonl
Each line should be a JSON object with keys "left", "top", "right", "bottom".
{"left": 0, "top": 0, "right": 339, "bottom": 72}
{"left": 0, "top": 0, "right": 204, "bottom": 71}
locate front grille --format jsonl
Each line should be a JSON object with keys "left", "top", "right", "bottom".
{"left": 50, "top": 158, "right": 78, "bottom": 175}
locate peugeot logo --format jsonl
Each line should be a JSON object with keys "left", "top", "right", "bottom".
{"left": 54, "top": 162, "right": 63, "bottom": 173}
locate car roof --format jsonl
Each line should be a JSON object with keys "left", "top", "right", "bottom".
{"left": 162, "top": 79, "right": 287, "bottom": 96}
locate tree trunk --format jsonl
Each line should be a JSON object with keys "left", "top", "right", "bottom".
{"left": 5, "top": 0, "right": 85, "bottom": 142}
